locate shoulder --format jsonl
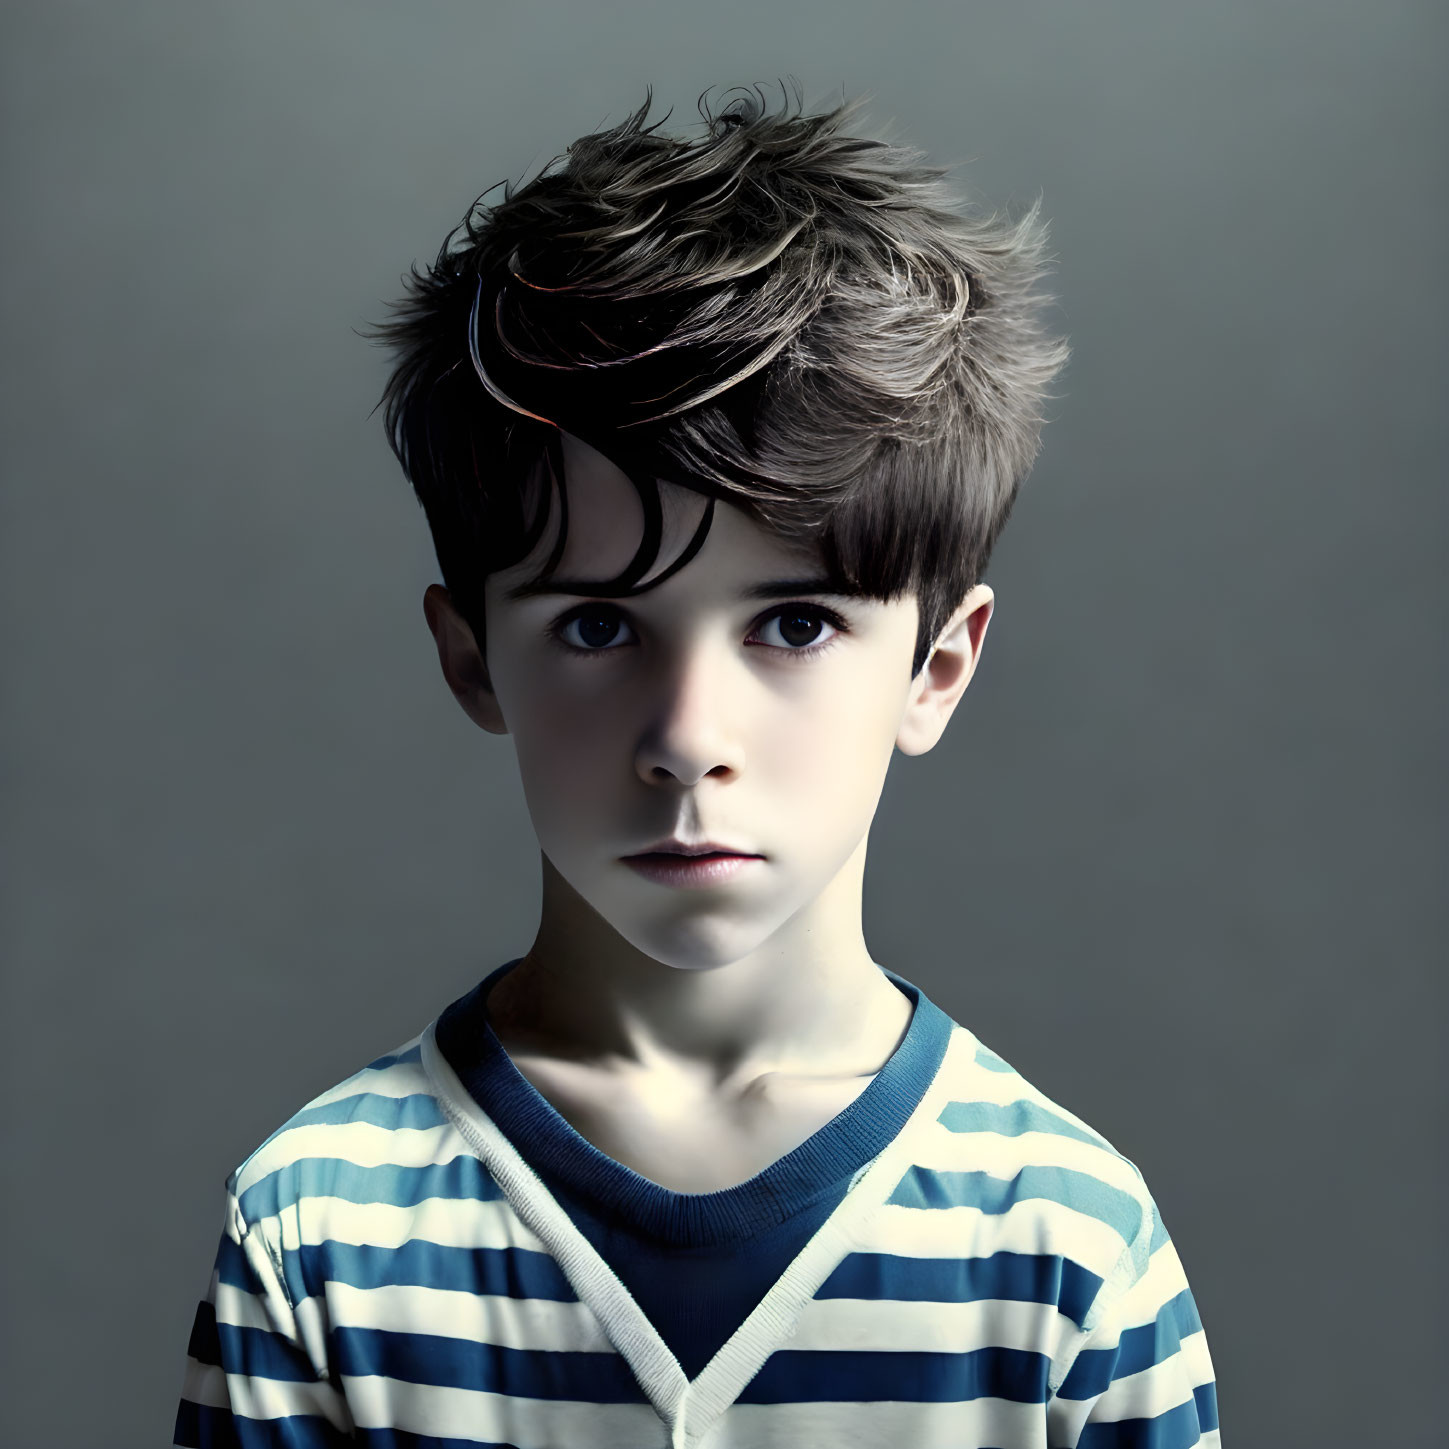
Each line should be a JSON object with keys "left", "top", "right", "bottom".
{"left": 926, "top": 1024, "right": 1165, "bottom": 1303}
{"left": 226, "top": 1031, "right": 471, "bottom": 1230}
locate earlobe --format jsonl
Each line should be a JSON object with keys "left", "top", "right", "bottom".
{"left": 422, "top": 584, "right": 509, "bottom": 736}
{"left": 895, "top": 585, "right": 995, "bottom": 757}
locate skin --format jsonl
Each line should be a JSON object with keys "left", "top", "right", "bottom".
{"left": 424, "top": 429, "right": 993, "bottom": 1140}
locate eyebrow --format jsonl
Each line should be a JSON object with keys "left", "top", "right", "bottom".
{"left": 503, "top": 574, "right": 859, "bottom": 603}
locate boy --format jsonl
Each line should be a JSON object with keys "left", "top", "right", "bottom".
{"left": 174, "top": 85, "right": 1221, "bottom": 1447}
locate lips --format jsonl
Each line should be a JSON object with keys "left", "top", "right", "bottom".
{"left": 630, "top": 849, "right": 754, "bottom": 860}
{"left": 625, "top": 839, "right": 762, "bottom": 859}
{"left": 622, "top": 852, "right": 763, "bottom": 887}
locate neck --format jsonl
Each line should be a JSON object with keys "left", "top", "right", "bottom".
{"left": 486, "top": 842, "right": 909, "bottom": 1094}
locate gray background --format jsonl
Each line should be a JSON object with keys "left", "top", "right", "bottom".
{"left": 2, "top": 2, "right": 1443, "bottom": 1445}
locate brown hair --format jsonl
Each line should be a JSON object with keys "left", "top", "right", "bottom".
{"left": 367, "top": 81, "right": 1070, "bottom": 676}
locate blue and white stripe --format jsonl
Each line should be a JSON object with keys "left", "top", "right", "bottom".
{"left": 175, "top": 1022, "right": 1220, "bottom": 1447}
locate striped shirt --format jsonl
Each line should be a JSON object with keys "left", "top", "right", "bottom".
{"left": 174, "top": 961, "right": 1221, "bottom": 1447}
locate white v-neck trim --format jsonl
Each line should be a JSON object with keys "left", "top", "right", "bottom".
{"left": 420, "top": 1018, "right": 970, "bottom": 1447}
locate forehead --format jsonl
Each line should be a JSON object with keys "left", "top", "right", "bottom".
{"left": 496, "top": 430, "right": 826, "bottom": 600}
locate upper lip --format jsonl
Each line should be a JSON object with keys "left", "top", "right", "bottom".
{"left": 625, "top": 838, "right": 761, "bottom": 858}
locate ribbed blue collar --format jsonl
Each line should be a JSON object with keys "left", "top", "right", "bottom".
{"left": 435, "top": 958, "right": 953, "bottom": 1248}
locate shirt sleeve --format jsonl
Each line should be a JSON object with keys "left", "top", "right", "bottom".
{"left": 173, "top": 1181, "right": 356, "bottom": 1447}
{"left": 1046, "top": 1199, "right": 1222, "bottom": 1447}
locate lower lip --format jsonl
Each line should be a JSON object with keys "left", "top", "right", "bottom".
{"left": 621, "top": 853, "right": 763, "bottom": 887}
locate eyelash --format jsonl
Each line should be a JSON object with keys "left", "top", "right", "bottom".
{"left": 546, "top": 603, "right": 851, "bottom": 662}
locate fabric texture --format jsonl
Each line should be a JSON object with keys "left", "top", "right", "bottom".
{"left": 173, "top": 961, "right": 1221, "bottom": 1448}
{"left": 432, "top": 959, "right": 955, "bottom": 1381}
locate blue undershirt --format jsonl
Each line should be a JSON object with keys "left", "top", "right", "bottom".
{"left": 436, "top": 958, "right": 953, "bottom": 1380}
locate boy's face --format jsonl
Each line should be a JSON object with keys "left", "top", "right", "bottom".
{"left": 426, "top": 431, "right": 992, "bottom": 972}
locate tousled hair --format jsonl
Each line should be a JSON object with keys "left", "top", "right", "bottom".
{"left": 366, "top": 80, "right": 1070, "bottom": 677}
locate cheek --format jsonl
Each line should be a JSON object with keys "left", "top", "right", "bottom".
{"left": 509, "top": 696, "right": 615, "bottom": 823}
{"left": 757, "top": 691, "right": 892, "bottom": 803}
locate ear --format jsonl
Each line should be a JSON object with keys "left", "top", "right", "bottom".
{"left": 895, "top": 585, "right": 995, "bottom": 757}
{"left": 422, "top": 584, "right": 509, "bottom": 735}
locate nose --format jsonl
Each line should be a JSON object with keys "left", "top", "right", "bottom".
{"left": 633, "top": 642, "right": 744, "bottom": 788}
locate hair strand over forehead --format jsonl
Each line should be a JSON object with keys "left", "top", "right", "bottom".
{"left": 364, "top": 78, "right": 1070, "bottom": 677}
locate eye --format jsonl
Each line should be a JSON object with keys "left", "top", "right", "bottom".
{"left": 546, "top": 601, "right": 850, "bottom": 659}
{"left": 550, "top": 604, "right": 635, "bottom": 653}
{"left": 751, "top": 605, "right": 846, "bottom": 657}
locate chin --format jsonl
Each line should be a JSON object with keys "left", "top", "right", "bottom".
{"left": 544, "top": 852, "right": 799, "bottom": 973}
{"left": 604, "top": 908, "right": 782, "bottom": 974}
